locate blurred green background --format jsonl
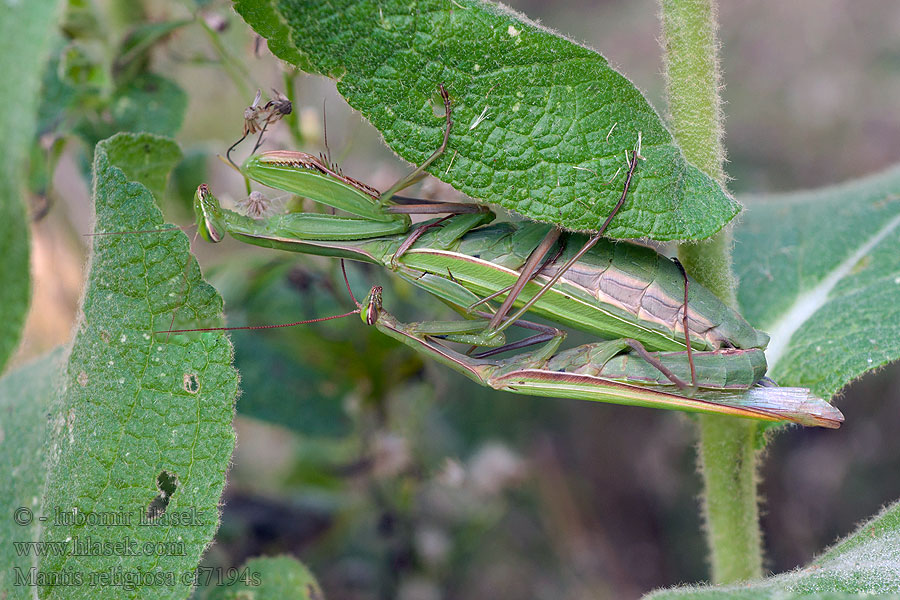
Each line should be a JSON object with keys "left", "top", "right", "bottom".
{"left": 16, "top": 1, "right": 900, "bottom": 598}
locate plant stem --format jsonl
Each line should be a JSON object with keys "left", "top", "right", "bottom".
{"left": 658, "top": 0, "right": 763, "bottom": 583}
{"left": 198, "top": 18, "right": 255, "bottom": 101}
{"left": 282, "top": 70, "right": 305, "bottom": 147}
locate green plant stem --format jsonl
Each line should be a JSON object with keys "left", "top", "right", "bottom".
{"left": 659, "top": 0, "right": 763, "bottom": 583}
{"left": 282, "top": 70, "right": 305, "bottom": 147}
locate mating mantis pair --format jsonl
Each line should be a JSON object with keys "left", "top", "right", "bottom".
{"left": 218, "top": 84, "right": 636, "bottom": 344}
{"left": 188, "top": 183, "right": 842, "bottom": 428}
{"left": 160, "top": 86, "right": 842, "bottom": 428}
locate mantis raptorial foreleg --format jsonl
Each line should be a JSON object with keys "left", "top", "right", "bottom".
{"left": 219, "top": 86, "right": 651, "bottom": 349}
{"left": 238, "top": 86, "right": 484, "bottom": 213}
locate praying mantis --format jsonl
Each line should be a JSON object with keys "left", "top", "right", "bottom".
{"left": 186, "top": 185, "right": 843, "bottom": 428}
{"left": 222, "top": 84, "right": 642, "bottom": 341}
{"left": 356, "top": 286, "right": 842, "bottom": 428}
{"left": 147, "top": 86, "right": 841, "bottom": 427}
{"left": 196, "top": 186, "right": 757, "bottom": 354}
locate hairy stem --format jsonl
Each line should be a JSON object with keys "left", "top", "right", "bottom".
{"left": 659, "top": 0, "right": 763, "bottom": 583}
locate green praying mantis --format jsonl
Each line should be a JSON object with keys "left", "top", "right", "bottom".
{"left": 220, "top": 84, "right": 643, "bottom": 343}
{"left": 356, "top": 285, "right": 842, "bottom": 428}
{"left": 184, "top": 183, "right": 843, "bottom": 428}
{"left": 138, "top": 86, "right": 841, "bottom": 428}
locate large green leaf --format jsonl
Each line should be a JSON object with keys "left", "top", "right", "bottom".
{"left": 646, "top": 499, "right": 900, "bottom": 598}
{"left": 0, "top": 350, "right": 65, "bottom": 599}
{"left": 35, "top": 134, "right": 237, "bottom": 599}
{"left": 0, "top": 0, "right": 63, "bottom": 373}
{"left": 232, "top": 0, "right": 739, "bottom": 241}
{"left": 734, "top": 165, "right": 900, "bottom": 400}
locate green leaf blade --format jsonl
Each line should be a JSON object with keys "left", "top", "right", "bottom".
{"left": 37, "top": 134, "right": 237, "bottom": 599}
{"left": 233, "top": 0, "right": 740, "bottom": 240}
{"left": 0, "top": 351, "right": 65, "bottom": 600}
{"left": 734, "top": 165, "right": 900, "bottom": 400}
{"left": 205, "top": 555, "right": 325, "bottom": 600}
{"left": 645, "top": 500, "right": 900, "bottom": 598}
{"left": 74, "top": 72, "right": 188, "bottom": 151}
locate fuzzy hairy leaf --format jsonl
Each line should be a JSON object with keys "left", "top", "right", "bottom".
{"left": 646, "top": 499, "right": 900, "bottom": 598}
{"left": 0, "top": 0, "right": 62, "bottom": 374}
{"left": 233, "top": 0, "right": 739, "bottom": 240}
{"left": 734, "top": 165, "right": 900, "bottom": 401}
{"left": 206, "top": 555, "right": 325, "bottom": 599}
{"left": 0, "top": 350, "right": 65, "bottom": 599}
{"left": 35, "top": 134, "right": 237, "bottom": 599}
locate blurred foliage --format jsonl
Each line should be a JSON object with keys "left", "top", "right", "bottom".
{"left": 210, "top": 257, "right": 423, "bottom": 438}
{"left": 29, "top": 0, "right": 191, "bottom": 222}
{"left": 202, "top": 555, "right": 326, "bottom": 599}
{"left": 36, "top": 15, "right": 189, "bottom": 146}
{"left": 12, "top": 0, "right": 900, "bottom": 598}
{"left": 0, "top": 0, "right": 61, "bottom": 374}
{"left": 0, "top": 350, "right": 64, "bottom": 596}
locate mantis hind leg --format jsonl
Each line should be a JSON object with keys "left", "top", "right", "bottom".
{"left": 620, "top": 338, "right": 692, "bottom": 390}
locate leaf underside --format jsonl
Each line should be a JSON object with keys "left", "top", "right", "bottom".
{"left": 734, "top": 165, "right": 900, "bottom": 401}
{"left": 646, "top": 499, "right": 900, "bottom": 598}
{"left": 233, "top": 0, "right": 739, "bottom": 241}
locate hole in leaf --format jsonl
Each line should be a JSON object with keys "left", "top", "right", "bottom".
{"left": 183, "top": 373, "right": 199, "bottom": 394}
{"left": 146, "top": 470, "right": 178, "bottom": 521}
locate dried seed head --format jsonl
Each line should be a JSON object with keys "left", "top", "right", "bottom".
{"left": 266, "top": 90, "right": 292, "bottom": 118}
{"left": 236, "top": 190, "right": 276, "bottom": 219}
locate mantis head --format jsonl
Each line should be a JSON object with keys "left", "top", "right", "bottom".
{"left": 361, "top": 286, "right": 383, "bottom": 326}
{"left": 194, "top": 184, "right": 226, "bottom": 243}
